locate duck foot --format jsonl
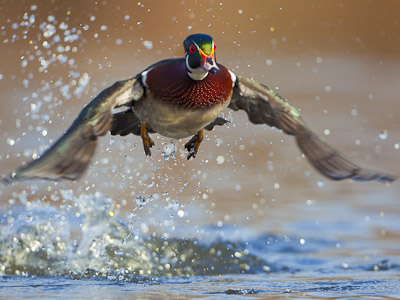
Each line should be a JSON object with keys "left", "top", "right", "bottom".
{"left": 185, "top": 129, "right": 203, "bottom": 160}
{"left": 140, "top": 122, "right": 155, "bottom": 156}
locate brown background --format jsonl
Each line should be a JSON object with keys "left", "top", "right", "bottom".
{"left": 0, "top": 1, "right": 399, "bottom": 240}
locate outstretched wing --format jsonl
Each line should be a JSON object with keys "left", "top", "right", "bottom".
{"left": 229, "top": 76, "right": 396, "bottom": 183}
{"left": 110, "top": 107, "right": 148, "bottom": 137}
{"left": 4, "top": 76, "right": 144, "bottom": 182}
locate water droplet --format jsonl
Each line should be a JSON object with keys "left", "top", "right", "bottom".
{"left": 216, "top": 155, "right": 225, "bottom": 165}
{"left": 59, "top": 22, "right": 68, "bottom": 30}
{"left": 215, "top": 137, "right": 223, "bottom": 146}
{"left": 136, "top": 195, "right": 147, "bottom": 208}
{"left": 43, "top": 24, "right": 56, "bottom": 38}
{"left": 143, "top": 40, "right": 153, "bottom": 50}
{"left": 21, "top": 59, "right": 28, "bottom": 68}
{"left": 29, "top": 14, "right": 35, "bottom": 24}
{"left": 147, "top": 181, "right": 155, "bottom": 188}
{"left": 177, "top": 210, "right": 184, "bottom": 217}
{"left": 161, "top": 142, "right": 176, "bottom": 160}
{"left": 234, "top": 252, "right": 242, "bottom": 258}
{"left": 351, "top": 108, "right": 358, "bottom": 116}
{"left": 263, "top": 265, "right": 271, "bottom": 272}
{"left": 379, "top": 130, "right": 388, "bottom": 140}
{"left": 7, "top": 138, "right": 15, "bottom": 146}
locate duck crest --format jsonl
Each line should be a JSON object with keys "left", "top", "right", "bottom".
{"left": 144, "top": 59, "right": 233, "bottom": 109}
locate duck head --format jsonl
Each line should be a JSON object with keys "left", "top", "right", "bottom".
{"left": 184, "top": 34, "right": 219, "bottom": 80}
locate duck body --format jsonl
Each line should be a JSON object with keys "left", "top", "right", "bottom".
{"left": 134, "top": 58, "right": 235, "bottom": 139}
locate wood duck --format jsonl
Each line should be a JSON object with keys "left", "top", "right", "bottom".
{"left": 3, "top": 34, "right": 396, "bottom": 183}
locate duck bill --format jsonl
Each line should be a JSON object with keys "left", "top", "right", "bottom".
{"left": 201, "top": 54, "right": 219, "bottom": 75}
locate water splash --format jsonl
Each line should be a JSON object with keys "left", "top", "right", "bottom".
{"left": 6, "top": 191, "right": 389, "bottom": 283}
{"left": 0, "top": 192, "right": 272, "bottom": 281}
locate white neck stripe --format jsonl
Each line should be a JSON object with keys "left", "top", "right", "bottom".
{"left": 186, "top": 55, "right": 208, "bottom": 81}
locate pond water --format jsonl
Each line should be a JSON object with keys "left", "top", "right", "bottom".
{"left": 0, "top": 191, "right": 399, "bottom": 299}
{"left": 0, "top": 1, "right": 399, "bottom": 299}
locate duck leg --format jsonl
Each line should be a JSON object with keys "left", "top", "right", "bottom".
{"left": 185, "top": 129, "right": 204, "bottom": 160}
{"left": 140, "top": 122, "right": 155, "bottom": 156}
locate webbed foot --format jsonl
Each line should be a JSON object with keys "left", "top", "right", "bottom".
{"left": 184, "top": 129, "right": 204, "bottom": 160}
{"left": 140, "top": 122, "right": 155, "bottom": 156}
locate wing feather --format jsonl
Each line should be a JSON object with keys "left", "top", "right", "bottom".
{"left": 4, "top": 76, "right": 144, "bottom": 182}
{"left": 229, "top": 76, "right": 396, "bottom": 183}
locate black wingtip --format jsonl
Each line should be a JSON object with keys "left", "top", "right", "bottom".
{"left": 384, "top": 175, "right": 397, "bottom": 183}
{"left": 367, "top": 173, "right": 397, "bottom": 184}
{"left": 296, "top": 129, "right": 397, "bottom": 184}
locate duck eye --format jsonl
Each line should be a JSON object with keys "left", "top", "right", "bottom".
{"left": 189, "top": 44, "right": 196, "bottom": 54}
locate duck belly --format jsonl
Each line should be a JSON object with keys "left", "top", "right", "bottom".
{"left": 133, "top": 97, "right": 230, "bottom": 139}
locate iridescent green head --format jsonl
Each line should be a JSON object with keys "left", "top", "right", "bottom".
{"left": 184, "top": 34, "right": 219, "bottom": 80}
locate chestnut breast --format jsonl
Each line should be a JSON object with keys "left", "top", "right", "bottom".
{"left": 144, "top": 59, "right": 233, "bottom": 110}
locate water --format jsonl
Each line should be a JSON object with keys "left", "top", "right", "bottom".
{"left": 1, "top": 274, "right": 399, "bottom": 299}
{"left": 1, "top": 1, "right": 399, "bottom": 299}
{"left": 0, "top": 192, "right": 399, "bottom": 299}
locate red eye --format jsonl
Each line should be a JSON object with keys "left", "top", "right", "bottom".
{"left": 189, "top": 44, "right": 196, "bottom": 53}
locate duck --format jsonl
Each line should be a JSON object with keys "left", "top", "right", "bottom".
{"left": 3, "top": 34, "right": 396, "bottom": 183}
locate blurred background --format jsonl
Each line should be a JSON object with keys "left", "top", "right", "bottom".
{"left": 0, "top": 0, "right": 399, "bottom": 245}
